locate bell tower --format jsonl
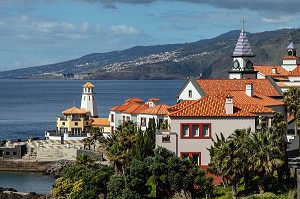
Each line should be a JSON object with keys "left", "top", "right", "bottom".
{"left": 80, "top": 81, "right": 98, "bottom": 118}
{"left": 228, "top": 18, "right": 257, "bottom": 79}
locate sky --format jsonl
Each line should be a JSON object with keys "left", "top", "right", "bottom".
{"left": 1, "top": 0, "right": 300, "bottom": 71}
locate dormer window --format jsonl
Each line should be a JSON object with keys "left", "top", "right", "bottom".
{"left": 188, "top": 90, "right": 192, "bottom": 98}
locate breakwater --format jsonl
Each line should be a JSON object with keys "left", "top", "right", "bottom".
{"left": 0, "top": 159, "right": 57, "bottom": 172}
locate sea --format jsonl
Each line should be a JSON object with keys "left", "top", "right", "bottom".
{"left": 0, "top": 79, "right": 184, "bottom": 194}
{"left": 0, "top": 79, "right": 184, "bottom": 140}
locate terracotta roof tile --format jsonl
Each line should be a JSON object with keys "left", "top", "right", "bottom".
{"left": 63, "top": 107, "right": 89, "bottom": 114}
{"left": 110, "top": 101, "right": 139, "bottom": 111}
{"left": 148, "top": 98, "right": 160, "bottom": 102}
{"left": 168, "top": 100, "right": 195, "bottom": 112}
{"left": 82, "top": 81, "right": 94, "bottom": 88}
{"left": 290, "top": 66, "right": 300, "bottom": 76}
{"left": 91, "top": 118, "right": 110, "bottom": 126}
{"left": 229, "top": 91, "right": 284, "bottom": 106}
{"left": 169, "top": 92, "right": 278, "bottom": 117}
{"left": 140, "top": 104, "right": 170, "bottom": 115}
{"left": 283, "top": 56, "right": 300, "bottom": 60}
{"left": 196, "top": 79, "right": 281, "bottom": 97}
{"left": 253, "top": 65, "right": 290, "bottom": 77}
{"left": 125, "top": 98, "right": 144, "bottom": 103}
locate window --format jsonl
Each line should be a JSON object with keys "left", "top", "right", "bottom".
{"left": 181, "top": 152, "right": 201, "bottom": 166}
{"left": 99, "top": 127, "right": 104, "bottom": 133}
{"left": 74, "top": 122, "right": 78, "bottom": 126}
{"left": 162, "top": 135, "right": 170, "bottom": 142}
{"left": 62, "top": 122, "right": 65, "bottom": 125}
{"left": 188, "top": 90, "right": 192, "bottom": 98}
{"left": 6, "top": 152, "right": 9, "bottom": 155}
{"left": 192, "top": 125, "right": 199, "bottom": 137}
{"left": 182, "top": 125, "right": 189, "bottom": 137}
{"left": 181, "top": 123, "right": 211, "bottom": 139}
{"left": 202, "top": 125, "right": 210, "bottom": 137}
{"left": 123, "top": 116, "right": 125, "bottom": 122}
{"left": 111, "top": 114, "right": 114, "bottom": 122}
{"left": 86, "top": 122, "right": 89, "bottom": 125}
{"left": 141, "top": 117, "right": 146, "bottom": 126}
{"left": 126, "top": 116, "right": 130, "bottom": 121}
{"left": 13, "top": 152, "right": 17, "bottom": 156}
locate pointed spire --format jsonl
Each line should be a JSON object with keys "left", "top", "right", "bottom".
{"left": 287, "top": 42, "right": 296, "bottom": 50}
{"left": 232, "top": 29, "right": 254, "bottom": 57}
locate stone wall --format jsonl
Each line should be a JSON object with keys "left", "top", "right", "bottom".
{"left": 0, "top": 160, "right": 56, "bottom": 172}
{"left": 0, "top": 145, "right": 27, "bottom": 159}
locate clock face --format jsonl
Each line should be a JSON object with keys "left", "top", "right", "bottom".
{"left": 233, "top": 60, "right": 240, "bottom": 69}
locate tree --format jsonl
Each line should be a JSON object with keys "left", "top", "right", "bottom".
{"left": 283, "top": 88, "right": 300, "bottom": 135}
{"left": 103, "top": 121, "right": 138, "bottom": 173}
{"left": 247, "top": 129, "right": 285, "bottom": 194}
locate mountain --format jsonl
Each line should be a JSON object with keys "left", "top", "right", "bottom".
{"left": 0, "top": 28, "right": 299, "bottom": 80}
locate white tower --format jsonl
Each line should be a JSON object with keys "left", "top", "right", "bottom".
{"left": 80, "top": 81, "right": 98, "bottom": 118}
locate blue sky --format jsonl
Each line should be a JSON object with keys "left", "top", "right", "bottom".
{"left": 1, "top": 0, "right": 300, "bottom": 71}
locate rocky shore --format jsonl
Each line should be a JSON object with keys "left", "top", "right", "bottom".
{"left": 0, "top": 187, "right": 47, "bottom": 199}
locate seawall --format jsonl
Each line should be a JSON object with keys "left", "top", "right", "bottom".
{"left": 0, "top": 159, "right": 56, "bottom": 172}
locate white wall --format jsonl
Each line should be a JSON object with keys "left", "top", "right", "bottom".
{"left": 178, "top": 81, "right": 202, "bottom": 101}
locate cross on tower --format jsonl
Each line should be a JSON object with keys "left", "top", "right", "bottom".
{"left": 240, "top": 17, "right": 246, "bottom": 30}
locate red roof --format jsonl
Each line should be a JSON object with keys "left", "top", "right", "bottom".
{"left": 169, "top": 93, "right": 276, "bottom": 117}
{"left": 168, "top": 100, "right": 195, "bottom": 112}
{"left": 290, "top": 66, "right": 300, "bottom": 76}
{"left": 82, "top": 81, "right": 94, "bottom": 88}
{"left": 125, "top": 98, "right": 144, "bottom": 103}
{"left": 140, "top": 104, "right": 170, "bottom": 115}
{"left": 196, "top": 79, "right": 281, "bottom": 97}
{"left": 283, "top": 56, "right": 300, "bottom": 60}
{"left": 253, "top": 65, "right": 290, "bottom": 77}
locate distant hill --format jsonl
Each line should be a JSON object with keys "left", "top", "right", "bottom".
{"left": 0, "top": 28, "right": 298, "bottom": 80}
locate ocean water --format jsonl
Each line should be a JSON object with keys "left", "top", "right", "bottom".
{"left": 0, "top": 171, "right": 55, "bottom": 194}
{"left": 0, "top": 79, "right": 184, "bottom": 140}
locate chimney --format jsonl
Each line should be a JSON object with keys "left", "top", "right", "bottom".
{"left": 272, "top": 67, "right": 277, "bottom": 74}
{"left": 246, "top": 82, "right": 254, "bottom": 97}
{"left": 225, "top": 94, "right": 234, "bottom": 114}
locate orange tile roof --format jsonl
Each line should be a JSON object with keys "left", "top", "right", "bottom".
{"left": 148, "top": 98, "right": 160, "bottom": 102}
{"left": 168, "top": 100, "right": 196, "bottom": 112}
{"left": 196, "top": 79, "right": 281, "bottom": 97}
{"left": 228, "top": 91, "right": 284, "bottom": 106}
{"left": 140, "top": 104, "right": 170, "bottom": 115}
{"left": 283, "top": 56, "right": 300, "bottom": 60}
{"left": 110, "top": 101, "right": 138, "bottom": 111}
{"left": 82, "top": 81, "right": 94, "bottom": 88}
{"left": 169, "top": 93, "right": 275, "bottom": 117}
{"left": 123, "top": 104, "right": 149, "bottom": 114}
{"left": 290, "top": 66, "right": 300, "bottom": 76}
{"left": 253, "top": 65, "right": 290, "bottom": 77}
{"left": 125, "top": 98, "right": 144, "bottom": 103}
{"left": 91, "top": 118, "right": 110, "bottom": 126}
{"left": 63, "top": 107, "right": 89, "bottom": 114}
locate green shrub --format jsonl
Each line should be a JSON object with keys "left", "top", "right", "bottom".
{"left": 247, "top": 192, "right": 277, "bottom": 199}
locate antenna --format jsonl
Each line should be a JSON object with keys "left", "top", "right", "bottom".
{"left": 73, "top": 101, "right": 75, "bottom": 107}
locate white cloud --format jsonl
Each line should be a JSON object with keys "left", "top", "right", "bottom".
{"left": 261, "top": 16, "right": 291, "bottom": 24}
{"left": 110, "top": 24, "right": 140, "bottom": 35}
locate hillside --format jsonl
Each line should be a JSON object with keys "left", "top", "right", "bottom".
{"left": 0, "top": 28, "right": 298, "bottom": 80}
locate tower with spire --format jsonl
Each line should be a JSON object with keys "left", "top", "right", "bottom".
{"left": 80, "top": 81, "right": 98, "bottom": 118}
{"left": 228, "top": 18, "right": 257, "bottom": 79}
{"left": 281, "top": 41, "right": 300, "bottom": 72}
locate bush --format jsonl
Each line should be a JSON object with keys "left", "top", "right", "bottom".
{"left": 247, "top": 192, "right": 277, "bottom": 199}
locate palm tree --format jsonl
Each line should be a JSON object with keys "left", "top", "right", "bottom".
{"left": 283, "top": 88, "right": 300, "bottom": 135}
{"left": 102, "top": 121, "right": 138, "bottom": 173}
{"left": 228, "top": 128, "right": 251, "bottom": 194}
{"left": 247, "top": 129, "right": 285, "bottom": 194}
{"left": 208, "top": 133, "right": 242, "bottom": 199}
